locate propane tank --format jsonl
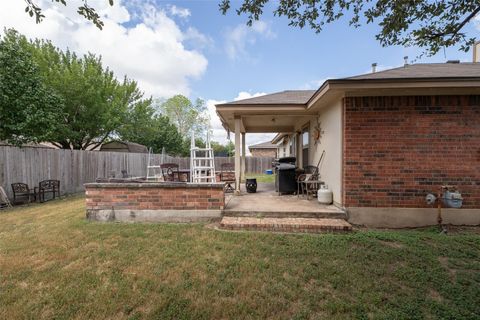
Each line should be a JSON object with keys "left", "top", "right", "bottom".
{"left": 318, "top": 184, "right": 333, "bottom": 204}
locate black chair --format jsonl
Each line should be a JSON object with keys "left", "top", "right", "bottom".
{"left": 38, "top": 180, "right": 60, "bottom": 203}
{"left": 220, "top": 163, "right": 235, "bottom": 193}
{"left": 11, "top": 183, "right": 37, "bottom": 204}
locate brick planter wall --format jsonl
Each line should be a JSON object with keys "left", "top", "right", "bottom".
{"left": 343, "top": 95, "right": 480, "bottom": 209}
{"left": 85, "top": 182, "right": 225, "bottom": 222}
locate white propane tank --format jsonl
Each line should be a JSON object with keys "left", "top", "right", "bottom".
{"left": 318, "top": 184, "right": 333, "bottom": 204}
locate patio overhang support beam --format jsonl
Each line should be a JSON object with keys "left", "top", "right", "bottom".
{"left": 241, "top": 132, "right": 246, "bottom": 181}
{"left": 234, "top": 116, "right": 242, "bottom": 195}
{"left": 244, "top": 126, "right": 295, "bottom": 133}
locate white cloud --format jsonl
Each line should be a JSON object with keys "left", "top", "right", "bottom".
{"left": 206, "top": 99, "right": 229, "bottom": 144}
{"left": 234, "top": 91, "right": 267, "bottom": 101}
{"left": 0, "top": 0, "right": 208, "bottom": 98}
{"left": 224, "top": 21, "right": 276, "bottom": 60}
{"left": 184, "top": 27, "right": 214, "bottom": 50}
{"left": 168, "top": 5, "right": 191, "bottom": 18}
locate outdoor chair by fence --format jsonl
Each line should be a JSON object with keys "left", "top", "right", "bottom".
{"left": 220, "top": 163, "right": 235, "bottom": 192}
{"left": 160, "top": 163, "right": 180, "bottom": 182}
{"left": 38, "top": 180, "right": 60, "bottom": 203}
{"left": 11, "top": 183, "right": 37, "bottom": 204}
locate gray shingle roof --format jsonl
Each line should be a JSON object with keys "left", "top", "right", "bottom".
{"left": 249, "top": 141, "right": 278, "bottom": 149}
{"left": 220, "top": 90, "right": 316, "bottom": 105}
{"left": 345, "top": 63, "right": 480, "bottom": 80}
{"left": 217, "top": 63, "right": 480, "bottom": 108}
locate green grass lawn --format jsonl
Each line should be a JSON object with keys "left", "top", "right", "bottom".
{"left": 1, "top": 196, "right": 479, "bottom": 320}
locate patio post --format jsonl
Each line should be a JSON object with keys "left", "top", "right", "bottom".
{"left": 241, "top": 132, "right": 246, "bottom": 181}
{"left": 296, "top": 132, "right": 302, "bottom": 168}
{"left": 234, "top": 116, "right": 241, "bottom": 195}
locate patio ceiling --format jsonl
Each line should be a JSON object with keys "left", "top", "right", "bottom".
{"left": 215, "top": 104, "right": 318, "bottom": 133}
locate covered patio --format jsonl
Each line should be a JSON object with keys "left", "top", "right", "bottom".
{"left": 215, "top": 90, "right": 345, "bottom": 217}
{"left": 215, "top": 90, "right": 320, "bottom": 195}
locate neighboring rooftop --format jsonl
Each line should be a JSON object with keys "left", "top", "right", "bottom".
{"left": 345, "top": 62, "right": 480, "bottom": 80}
{"left": 249, "top": 141, "right": 278, "bottom": 149}
{"left": 218, "top": 90, "right": 316, "bottom": 106}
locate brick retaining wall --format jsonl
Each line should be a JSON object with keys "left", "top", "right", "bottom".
{"left": 85, "top": 182, "right": 225, "bottom": 212}
{"left": 343, "top": 95, "right": 480, "bottom": 208}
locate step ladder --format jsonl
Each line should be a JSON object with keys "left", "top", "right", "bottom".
{"left": 190, "top": 131, "right": 216, "bottom": 183}
{"left": 146, "top": 147, "right": 165, "bottom": 180}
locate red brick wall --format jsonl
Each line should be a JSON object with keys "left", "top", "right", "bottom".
{"left": 343, "top": 95, "right": 480, "bottom": 208}
{"left": 85, "top": 183, "right": 225, "bottom": 211}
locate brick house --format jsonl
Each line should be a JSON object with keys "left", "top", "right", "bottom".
{"left": 248, "top": 141, "right": 278, "bottom": 157}
{"left": 216, "top": 62, "right": 480, "bottom": 227}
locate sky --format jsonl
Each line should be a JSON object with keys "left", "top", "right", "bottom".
{"left": 1, "top": 0, "right": 479, "bottom": 151}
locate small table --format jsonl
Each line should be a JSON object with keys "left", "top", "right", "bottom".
{"left": 300, "top": 180, "right": 324, "bottom": 200}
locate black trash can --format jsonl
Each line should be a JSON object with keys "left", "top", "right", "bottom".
{"left": 275, "top": 163, "right": 297, "bottom": 195}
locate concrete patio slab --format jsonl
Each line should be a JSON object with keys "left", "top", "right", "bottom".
{"left": 224, "top": 183, "right": 346, "bottom": 219}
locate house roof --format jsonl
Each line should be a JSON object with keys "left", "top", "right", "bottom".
{"left": 218, "top": 90, "right": 316, "bottom": 106}
{"left": 249, "top": 141, "right": 278, "bottom": 149}
{"left": 271, "top": 133, "right": 289, "bottom": 144}
{"left": 216, "top": 62, "right": 480, "bottom": 133}
{"left": 345, "top": 63, "right": 480, "bottom": 80}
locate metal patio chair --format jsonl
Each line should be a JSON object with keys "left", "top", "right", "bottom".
{"left": 11, "top": 183, "right": 37, "bottom": 204}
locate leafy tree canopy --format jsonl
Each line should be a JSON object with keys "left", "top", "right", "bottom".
{"left": 220, "top": 0, "right": 480, "bottom": 56}
{"left": 116, "top": 102, "right": 186, "bottom": 155}
{"left": 0, "top": 29, "right": 62, "bottom": 146}
{"left": 2, "top": 29, "right": 152, "bottom": 150}
{"left": 157, "top": 95, "right": 210, "bottom": 139}
{"left": 212, "top": 141, "right": 235, "bottom": 157}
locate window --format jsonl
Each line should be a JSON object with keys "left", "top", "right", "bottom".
{"left": 289, "top": 135, "right": 295, "bottom": 156}
{"left": 302, "top": 125, "right": 309, "bottom": 168}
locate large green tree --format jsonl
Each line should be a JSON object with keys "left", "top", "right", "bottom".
{"left": 26, "top": 35, "right": 147, "bottom": 150}
{"left": 220, "top": 0, "right": 480, "bottom": 56}
{"left": 157, "top": 95, "right": 209, "bottom": 138}
{"left": 0, "top": 29, "right": 61, "bottom": 145}
{"left": 116, "top": 102, "right": 186, "bottom": 155}
{"left": 211, "top": 141, "right": 235, "bottom": 157}
{"left": 2, "top": 30, "right": 153, "bottom": 150}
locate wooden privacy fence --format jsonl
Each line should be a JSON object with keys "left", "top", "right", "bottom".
{"left": 0, "top": 146, "right": 274, "bottom": 198}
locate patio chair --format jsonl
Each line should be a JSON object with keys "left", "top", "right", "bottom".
{"left": 220, "top": 163, "right": 235, "bottom": 193}
{"left": 11, "top": 183, "right": 37, "bottom": 204}
{"left": 38, "top": 180, "right": 60, "bottom": 203}
{"left": 160, "top": 163, "right": 180, "bottom": 182}
{"left": 299, "top": 172, "right": 324, "bottom": 200}
{"left": 297, "top": 151, "right": 326, "bottom": 199}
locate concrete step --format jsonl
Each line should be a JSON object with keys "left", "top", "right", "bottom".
{"left": 219, "top": 217, "right": 353, "bottom": 233}
{"left": 222, "top": 210, "right": 347, "bottom": 219}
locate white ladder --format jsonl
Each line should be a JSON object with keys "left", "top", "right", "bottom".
{"left": 190, "top": 131, "right": 216, "bottom": 183}
{"left": 146, "top": 147, "right": 163, "bottom": 180}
